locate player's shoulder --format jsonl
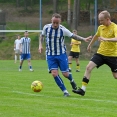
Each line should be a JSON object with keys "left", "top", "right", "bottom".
{"left": 59, "top": 24, "right": 66, "bottom": 29}
{"left": 44, "top": 23, "right": 51, "bottom": 28}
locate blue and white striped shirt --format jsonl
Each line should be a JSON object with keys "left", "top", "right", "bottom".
{"left": 20, "top": 37, "right": 31, "bottom": 54}
{"left": 42, "top": 24, "right": 73, "bottom": 55}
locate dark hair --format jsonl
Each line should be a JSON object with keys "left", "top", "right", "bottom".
{"left": 52, "top": 13, "right": 61, "bottom": 19}
{"left": 25, "top": 31, "right": 28, "bottom": 33}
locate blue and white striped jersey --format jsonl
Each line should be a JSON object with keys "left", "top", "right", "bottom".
{"left": 20, "top": 37, "right": 31, "bottom": 54}
{"left": 42, "top": 24, "right": 73, "bottom": 55}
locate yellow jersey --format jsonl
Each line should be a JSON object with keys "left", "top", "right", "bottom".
{"left": 70, "top": 39, "right": 81, "bottom": 52}
{"left": 96, "top": 22, "right": 117, "bottom": 56}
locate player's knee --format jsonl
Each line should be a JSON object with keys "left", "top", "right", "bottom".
{"left": 51, "top": 70, "right": 58, "bottom": 77}
{"left": 86, "top": 65, "right": 92, "bottom": 72}
{"left": 114, "top": 75, "right": 117, "bottom": 79}
{"left": 62, "top": 72, "right": 69, "bottom": 78}
{"left": 113, "top": 73, "right": 117, "bottom": 79}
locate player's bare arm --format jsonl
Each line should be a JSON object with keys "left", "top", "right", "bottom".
{"left": 19, "top": 43, "right": 22, "bottom": 53}
{"left": 39, "top": 34, "right": 44, "bottom": 53}
{"left": 71, "top": 34, "right": 92, "bottom": 42}
{"left": 98, "top": 37, "right": 117, "bottom": 42}
{"left": 14, "top": 44, "right": 16, "bottom": 50}
{"left": 87, "top": 35, "right": 98, "bottom": 52}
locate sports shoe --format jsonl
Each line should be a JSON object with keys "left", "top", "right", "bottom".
{"left": 30, "top": 69, "right": 34, "bottom": 72}
{"left": 19, "top": 69, "right": 22, "bottom": 71}
{"left": 76, "top": 70, "right": 80, "bottom": 72}
{"left": 70, "top": 81, "right": 77, "bottom": 90}
{"left": 72, "top": 88, "right": 85, "bottom": 96}
{"left": 64, "top": 92, "right": 70, "bottom": 97}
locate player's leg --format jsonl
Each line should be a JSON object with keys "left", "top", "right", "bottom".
{"left": 19, "top": 54, "right": 24, "bottom": 71}
{"left": 68, "top": 51, "right": 73, "bottom": 72}
{"left": 107, "top": 57, "right": 117, "bottom": 79}
{"left": 74, "top": 52, "right": 80, "bottom": 72}
{"left": 19, "top": 60, "right": 24, "bottom": 71}
{"left": 15, "top": 54, "right": 17, "bottom": 63}
{"left": 58, "top": 53, "right": 77, "bottom": 90}
{"left": 72, "top": 61, "right": 96, "bottom": 96}
{"left": 18, "top": 49, "right": 21, "bottom": 62}
{"left": 27, "top": 54, "right": 33, "bottom": 71}
{"left": 14, "top": 50, "right": 18, "bottom": 63}
{"left": 47, "top": 55, "right": 69, "bottom": 96}
{"left": 73, "top": 53, "right": 103, "bottom": 96}
{"left": 76, "top": 58, "right": 80, "bottom": 72}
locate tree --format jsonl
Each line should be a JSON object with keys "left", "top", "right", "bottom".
{"left": 53, "top": 0, "right": 58, "bottom": 13}
{"left": 16, "top": 0, "right": 20, "bottom": 7}
{"left": 24, "top": 0, "right": 28, "bottom": 11}
{"left": 72, "top": 0, "right": 79, "bottom": 30}
{"left": 67, "top": 0, "right": 71, "bottom": 27}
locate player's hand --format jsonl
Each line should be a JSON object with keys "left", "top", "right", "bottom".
{"left": 87, "top": 45, "right": 91, "bottom": 52}
{"left": 38, "top": 46, "right": 43, "bottom": 53}
{"left": 84, "top": 36, "right": 92, "bottom": 42}
{"left": 70, "top": 43, "right": 73, "bottom": 46}
{"left": 20, "top": 49, "right": 22, "bottom": 53}
{"left": 98, "top": 37, "right": 106, "bottom": 41}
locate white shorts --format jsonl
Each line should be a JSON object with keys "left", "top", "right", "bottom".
{"left": 15, "top": 49, "right": 21, "bottom": 54}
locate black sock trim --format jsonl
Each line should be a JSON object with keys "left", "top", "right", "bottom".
{"left": 82, "top": 76, "right": 89, "bottom": 83}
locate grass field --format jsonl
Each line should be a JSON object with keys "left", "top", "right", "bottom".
{"left": 0, "top": 60, "right": 117, "bottom": 117}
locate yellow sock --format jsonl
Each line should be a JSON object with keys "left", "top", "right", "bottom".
{"left": 76, "top": 65, "right": 80, "bottom": 70}
{"left": 69, "top": 63, "right": 72, "bottom": 69}
{"left": 81, "top": 77, "right": 89, "bottom": 91}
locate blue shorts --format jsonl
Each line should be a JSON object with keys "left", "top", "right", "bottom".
{"left": 46, "top": 53, "right": 69, "bottom": 73}
{"left": 21, "top": 54, "right": 31, "bottom": 60}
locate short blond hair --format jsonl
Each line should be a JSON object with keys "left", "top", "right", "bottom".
{"left": 99, "top": 10, "right": 111, "bottom": 19}
{"left": 52, "top": 13, "right": 61, "bottom": 19}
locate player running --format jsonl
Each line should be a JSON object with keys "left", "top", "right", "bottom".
{"left": 73, "top": 10, "right": 117, "bottom": 96}
{"left": 38, "top": 13, "right": 92, "bottom": 97}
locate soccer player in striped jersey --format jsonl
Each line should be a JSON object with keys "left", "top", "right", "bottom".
{"left": 39, "top": 13, "right": 92, "bottom": 96}
{"left": 68, "top": 30, "right": 81, "bottom": 72}
{"left": 14, "top": 35, "right": 21, "bottom": 63}
{"left": 73, "top": 10, "right": 117, "bottom": 96}
{"left": 19, "top": 31, "right": 33, "bottom": 71}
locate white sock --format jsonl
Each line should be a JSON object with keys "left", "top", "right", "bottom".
{"left": 81, "top": 86, "right": 86, "bottom": 91}
{"left": 15, "top": 55, "right": 17, "bottom": 62}
{"left": 19, "top": 55, "right": 21, "bottom": 62}
{"left": 63, "top": 90, "right": 69, "bottom": 94}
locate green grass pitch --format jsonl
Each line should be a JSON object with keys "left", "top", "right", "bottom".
{"left": 0, "top": 60, "right": 117, "bottom": 117}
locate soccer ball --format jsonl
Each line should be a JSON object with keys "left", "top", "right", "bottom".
{"left": 31, "top": 80, "right": 43, "bottom": 92}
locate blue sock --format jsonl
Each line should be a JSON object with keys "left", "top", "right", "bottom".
{"left": 19, "top": 66, "right": 22, "bottom": 69}
{"left": 54, "top": 75, "right": 66, "bottom": 92}
{"left": 67, "top": 74, "right": 73, "bottom": 82}
{"left": 29, "top": 66, "right": 32, "bottom": 69}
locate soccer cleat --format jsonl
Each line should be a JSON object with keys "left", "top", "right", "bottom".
{"left": 30, "top": 69, "right": 34, "bottom": 72}
{"left": 64, "top": 92, "right": 70, "bottom": 97}
{"left": 70, "top": 81, "right": 77, "bottom": 90}
{"left": 76, "top": 70, "right": 80, "bottom": 72}
{"left": 72, "top": 88, "right": 85, "bottom": 96}
{"left": 19, "top": 69, "right": 22, "bottom": 71}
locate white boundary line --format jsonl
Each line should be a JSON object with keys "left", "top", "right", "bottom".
{"left": 0, "top": 30, "right": 42, "bottom": 32}
{"left": 12, "top": 91, "right": 117, "bottom": 104}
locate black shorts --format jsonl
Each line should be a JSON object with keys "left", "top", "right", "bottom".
{"left": 91, "top": 53, "right": 117, "bottom": 72}
{"left": 69, "top": 51, "right": 80, "bottom": 58}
